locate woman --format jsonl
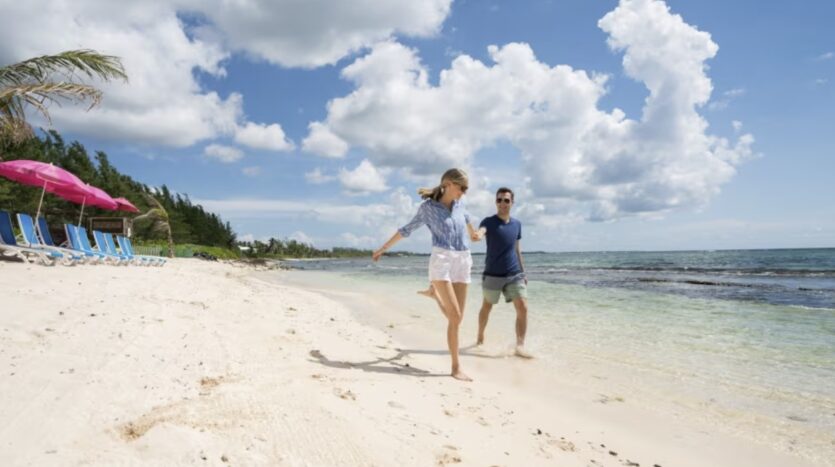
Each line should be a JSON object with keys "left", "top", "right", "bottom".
{"left": 372, "top": 168, "right": 482, "bottom": 381}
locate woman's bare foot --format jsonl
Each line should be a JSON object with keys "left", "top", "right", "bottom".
{"left": 514, "top": 345, "right": 534, "bottom": 359}
{"left": 417, "top": 285, "right": 435, "bottom": 298}
{"left": 451, "top": 369, "right": 473, "bottom": 382}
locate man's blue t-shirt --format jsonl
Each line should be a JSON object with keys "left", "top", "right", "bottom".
{"left": 479, "top": 215, "right": 522, "bottom": 277}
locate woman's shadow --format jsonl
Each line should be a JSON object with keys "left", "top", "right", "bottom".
{"left": 308, "top": 344, "right": 504, "bottom": 378}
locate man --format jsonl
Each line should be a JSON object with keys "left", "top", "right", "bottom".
{"left": 476, "top": 187, "right": 532, "bottom": 358}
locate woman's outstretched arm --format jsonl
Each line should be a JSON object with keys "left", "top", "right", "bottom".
{"left": 372, "top": 232, "right": 404, "bottom": 261}
{"left": 468, "top": 223, "right": 485, "bottom": 241}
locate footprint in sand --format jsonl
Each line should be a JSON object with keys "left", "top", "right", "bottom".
{"left": 436, "top": 445, "right": 462, "bottom": 465}
{"left": 595, "top": 394, "right": 625, "bottom": 404}
{"left": 548, "top": 438, "right": 576, "bottom": 452}
{"left": 200, "top": 376, "right": 224, "bottom": 390}
{"left": 333, "top": 388, "right": 356, "bottom": 400}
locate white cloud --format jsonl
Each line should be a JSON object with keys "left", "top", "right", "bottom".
{"left": 304, "top": 0, "right": 755, "bottom": 222}
{"left": 288, "top": 231, "right": 314, "bottom": 246}
{"left": 234, "top": 122, "right": 295, "bottom": 151}
{"left": 708, "top": 87, "right": 746, "bottom": 110}
{"left": 339, "top": 159, "right": 389, "bottom": 195}
{"left": 195, "top": 188, "right": 417, "bottom": 235}
{"left": 305, "top": 168, "right": 336, "bottom": 184}
{"left": 816, "top": 51, "right": 833, "bottom": 61}
{"left": 0, "top": 1, "right": 241, "bottom": 147}
{"left": 242, "top": 166, "right": 262, "bottom": 177}
{"left": 204, "top": 144, "right": 244, "bottom": 163}
{"left": 302, "top": 122, "right": 350, "bottom": 158}
{"left": 732, "top": 120, "right": 743, "bottom": 132}
{"left": 340, "top": 232, "right": 377, "bottom": 248}
{"left": 815, "top": 78, "right": 828, "bottom": 85}
{"left": 0, "top": 0, "right": 452, "bottom": 147}
{"left": 188, "top": 0, "right": 452, "bottom": 68}
{"left": 195, "top": 189, "right": 592, "bottom": 250}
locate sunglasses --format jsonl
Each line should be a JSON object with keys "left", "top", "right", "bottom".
{"left": 496, "top": 198, "right": 512, "bottom": 204}
{"left": 456, "top": 184, "right": 468, "bottom": 193}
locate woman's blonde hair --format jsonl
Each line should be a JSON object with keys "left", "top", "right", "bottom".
{"left": 418, "top": 168, "right": 469, "bottom": 201}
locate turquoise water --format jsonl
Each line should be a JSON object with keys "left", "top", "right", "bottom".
{"left": 295, "top": 249, "right": 835, "bottom": 308}
{"left": 286, "top": 249, "right": 835, "bottom": 462}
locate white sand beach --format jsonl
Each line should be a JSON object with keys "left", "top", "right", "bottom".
{"left": 0, "top": 259, "right": 825, "bottom": 466}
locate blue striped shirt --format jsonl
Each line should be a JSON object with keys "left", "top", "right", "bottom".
{"left": 398, "top": 199, "right": 472, "bottom": 251}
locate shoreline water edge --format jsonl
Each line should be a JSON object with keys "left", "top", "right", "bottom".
{"left": 1, "top": 257, "right": 831, "bottom": 466}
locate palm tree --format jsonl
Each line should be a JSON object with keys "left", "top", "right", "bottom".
{"left": 0, "top": 49, "right": 127, "bottom": 148}
{"left": 132, "top": 193, "right": 175, "bottom": 259}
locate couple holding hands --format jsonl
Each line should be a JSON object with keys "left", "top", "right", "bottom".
{"left": 372, "top": 168, "right": 532, "bottom": 382}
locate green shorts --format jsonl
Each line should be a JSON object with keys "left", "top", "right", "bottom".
{"left": 482, "top": 275, "right": 528, "bottom": 304}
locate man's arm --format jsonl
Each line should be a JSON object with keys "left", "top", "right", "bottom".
{"left": 515, "top": 240, "right": 527, "bottom": 283}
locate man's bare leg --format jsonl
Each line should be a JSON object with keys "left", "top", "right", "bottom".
{"left": 432, "top": 280, "right": 472, "bottom": 381}
{"left": 476, "top": 300, "right": 493, "bottom": 345}
{"left": 512, "top": 297, "right": 533, "bottom": 358}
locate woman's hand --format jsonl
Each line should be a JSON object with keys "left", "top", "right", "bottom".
{"left": 372, "top": 249, "right": 385, "bottom": 262}
{"left": 373, "top": 232, "right": 402, "bottom": 262}
{"left": 469, "top": 225, "right": 486, "bottom": 242}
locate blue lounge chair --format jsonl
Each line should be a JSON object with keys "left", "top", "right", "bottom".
{"left": 80, "top": 227, "right": 125, "bottom": 265}
{"left": 17, "top": 213, "right": 85, "bottom": 264}
{"left": 0, "top": 210, "right": 61, "bottom": 265}
{"left": 116, "top": 235, "right": 163, "bottom": 266}
{"left": 92, "top": 230, "right": 130, "bottom": 265}
{"left": 64, "top": 224, "right": 103, "bottom": 263}
{"left": 68, "top": 225, "right": 119, "bottom": 265}
{"left": 101, "top": 232, "right": 136, "bottom": 265}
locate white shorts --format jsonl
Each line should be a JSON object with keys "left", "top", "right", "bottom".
{"left": 428, "top": 247, "right": 473, "bottom": 283}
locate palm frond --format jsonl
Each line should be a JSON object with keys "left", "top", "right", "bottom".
{"left": 0, "top": 82, "right": 103, "bottom": 122}
{"left": 0, "top": 50, "right": 127, "bottom": 146}
{"left": 0, "top": 49, "right": 127, "bottom": 87}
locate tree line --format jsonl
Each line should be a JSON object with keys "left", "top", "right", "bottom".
{"left": 1, "top": 130, "right": 373, "bottom": 258}
{"left": 0, "top": 130, "right": 236, "bottom": 248}
{"left": 237, "top": 238, "right": 371, "bottom": 259}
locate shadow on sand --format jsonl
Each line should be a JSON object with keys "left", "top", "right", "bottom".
{"left": 309, "top": 344, "right": 506, "bottom": 377}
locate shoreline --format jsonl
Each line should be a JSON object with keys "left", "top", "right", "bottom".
{"left": 0, "top": 259, "right": 827, "bottom": 466}
{"left": 264, "top": 269, "right": 828, "bottom": 467}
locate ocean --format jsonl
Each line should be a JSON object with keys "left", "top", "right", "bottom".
{"left": 281, "top": 248, "right": 835, "bottom": 463}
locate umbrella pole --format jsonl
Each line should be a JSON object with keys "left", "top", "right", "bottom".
{"left": 35, "top": 180, "right": 48, "bottom": 220}
{"left": 77, "top": 198, "right": 87, "bottom": 227}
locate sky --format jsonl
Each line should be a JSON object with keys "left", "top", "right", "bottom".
{"left": 1, "top": 0, "right": 833, "bottom": 252}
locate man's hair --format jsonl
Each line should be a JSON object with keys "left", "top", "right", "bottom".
{"left": 496, "top": 187, "right": 514, "bottom": 201}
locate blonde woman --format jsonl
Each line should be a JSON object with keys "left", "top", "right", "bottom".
{"left": 372, "top": 168, "right": 483, "bottom": 381}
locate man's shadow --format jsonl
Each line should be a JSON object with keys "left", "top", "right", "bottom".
{"left": 309, "top": 344, "right": 505, "bottom": 378}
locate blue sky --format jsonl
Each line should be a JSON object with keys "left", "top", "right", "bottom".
{"left": 2, "top": 0, "right": 833, "bottom": 252}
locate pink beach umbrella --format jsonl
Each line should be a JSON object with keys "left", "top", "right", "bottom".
{"left": 113, "top": 197, "right": 140, "bottom": 213}
{"left": 0, "top": 159, "right": 90, "bottom": 219}
{"left": 52, "top": 183, "right": 119, "bottom": 226}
